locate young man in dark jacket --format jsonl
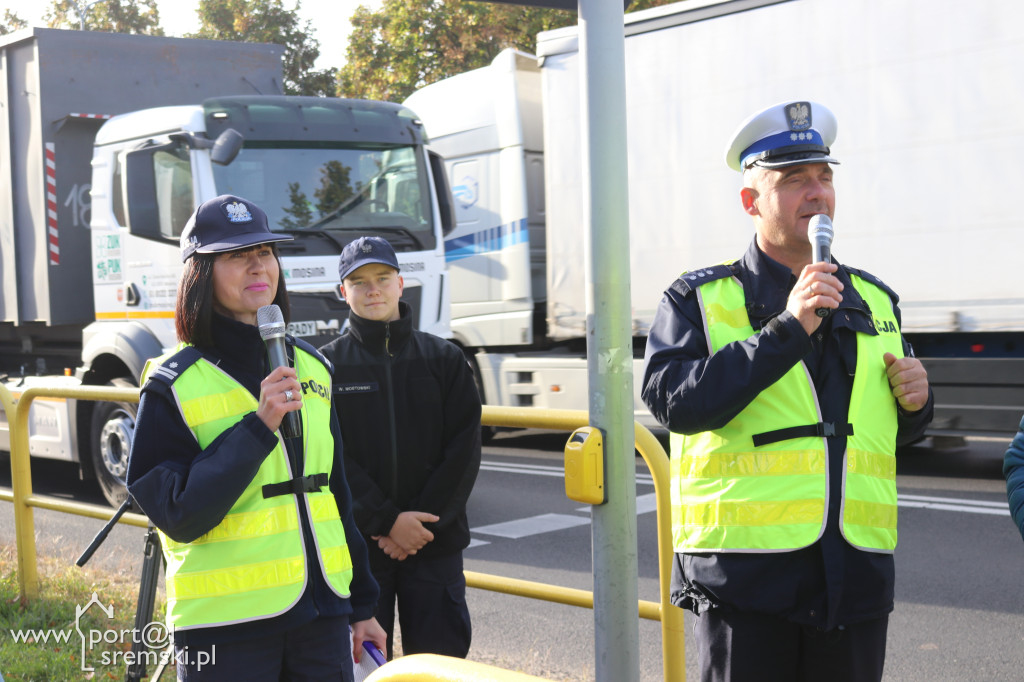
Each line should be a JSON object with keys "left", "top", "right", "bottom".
{"left": 319, "top": 236, "right": 482, "bottom": 660}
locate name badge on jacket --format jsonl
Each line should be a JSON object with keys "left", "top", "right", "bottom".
{"left": 333, "top": 382, "right": 379, "bottom": 395}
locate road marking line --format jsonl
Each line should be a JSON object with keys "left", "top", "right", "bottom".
{"left": 480, "top": 464, "right": 564, "bottom": 479}
{"left": 899, "top": 494, "right": 1007, "bottom": 508}
{"left": 481, "top": 460, "right": 654, "bottom": 485}
{"left": 898, "top": 494, "right": 1009, "bottom": 516}
{"left": 473, "top": 513, "right": 591, "bottom": 539}
{"left": 575, "top": 492, "right": 658, "bottom": 516}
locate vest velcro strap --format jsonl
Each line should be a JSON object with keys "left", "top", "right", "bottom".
{"left": 262, "top": 473, "right": 329, "bottom": 499}
{"left": 752, "top": 422, "right": 854, "bottom": 447}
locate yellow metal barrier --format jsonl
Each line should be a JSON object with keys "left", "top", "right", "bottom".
{"left": 366, "top": 653, "right": 550, "bottom": 681}
{"left": 8, "top": 385, "right": 145, "bottom": 600}
{"left": 479, "top": 406, "right": 685, "bottom": 682}
{"left": 464, "top": 570, "right": 661, "bottom": 621}
{"left": 2, "top": 390, "right": 683, "bottom": 680}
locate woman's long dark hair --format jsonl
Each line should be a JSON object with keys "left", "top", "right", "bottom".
{"left": 175, "top": 245, "right": 290, "bottom": 346}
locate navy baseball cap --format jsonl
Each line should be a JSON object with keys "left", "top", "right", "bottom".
{"left": 338, "top": 236, "right": 400, "bottom": 281}
{"left": 725, "top": 100, "right": 839, "bottom": 172}
{"left": 179, "top": 194, "right": 292, "bottom": 262}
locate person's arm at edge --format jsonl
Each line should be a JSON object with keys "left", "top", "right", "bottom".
{"left": 1004, "top": 416, "right": 1024, "bottom": 541}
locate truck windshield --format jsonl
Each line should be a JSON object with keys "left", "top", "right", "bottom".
{"left": 211, "top": 143, "right": 435, "bottom": 251}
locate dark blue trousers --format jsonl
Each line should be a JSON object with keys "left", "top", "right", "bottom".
{"left": 174, "top": 615, "right": 353, "bottom": 682}
{"left": 368, "top": 547, "right": 471, "bottom": 660}
{"left": 693, "top": 609, "right": 888, "bottom": 682}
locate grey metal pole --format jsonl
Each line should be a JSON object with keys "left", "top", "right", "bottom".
{"left": 577, "top": 1, "right": 640, "bottom": 681}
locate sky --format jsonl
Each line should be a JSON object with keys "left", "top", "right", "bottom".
{"left": 1, "top": 0, "right": 379, "bottom": 69}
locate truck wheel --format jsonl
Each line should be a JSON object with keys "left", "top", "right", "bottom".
{"left": 90, "top": 378, "right": 136, "bottom": 507}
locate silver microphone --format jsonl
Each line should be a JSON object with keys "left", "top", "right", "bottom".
{"left": 257, "top": 304, "right": 301, "bottom": 439}
{"left": 808, "top": 214, "right": 834, "bottom": 318}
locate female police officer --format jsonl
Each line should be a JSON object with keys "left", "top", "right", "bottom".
{"left": 126, "top": 195, "right": 384, "bottom": 680}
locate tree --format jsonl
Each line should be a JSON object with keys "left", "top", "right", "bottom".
{"left": 340, "top": 0, "right": 678, "bottom": 102}
{"left": 0, "top": 10, "right": 27, "bottom": 35}
{"left": 313, "top": 161, "right": 354, "bottom": 216}
{"left": 280, "top": 182, "right": 314, "bottom": 229}
{"left": 192, "top": 0, "right": 336, "bottom": 96}
{"left": 43, "top": 0, "right": 164, "bottom": 34}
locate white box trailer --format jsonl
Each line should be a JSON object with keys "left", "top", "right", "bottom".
{"left": 407, "top": 0, "right": 1024, "bottom": 437}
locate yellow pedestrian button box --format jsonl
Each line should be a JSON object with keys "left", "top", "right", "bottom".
{"left": 564, "top": 426, "right": 606, "bottom": 505}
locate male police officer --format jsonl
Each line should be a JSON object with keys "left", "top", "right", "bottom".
{"left": 642, "top": 101, "right": 933, "bottom": 681}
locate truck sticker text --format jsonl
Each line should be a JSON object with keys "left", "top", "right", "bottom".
{"left": 286, "top": 267, "right": 327, "bottom": 279}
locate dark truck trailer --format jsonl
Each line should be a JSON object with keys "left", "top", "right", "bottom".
{"left": 0, "top": 27, "right": 283, "bottom": 372}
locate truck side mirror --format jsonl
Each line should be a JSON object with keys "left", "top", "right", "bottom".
{"left": 124, "top": 140, "right": 194, "bottom": 241}
{"left": 210, "top": 128, "right": 243, "bottom": 166}
{"left": 429, "top": 150, "right": 456, "bottom": 237}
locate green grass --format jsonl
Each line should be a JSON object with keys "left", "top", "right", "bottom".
{"left": 0, "top": 546, "right": 168, "bottom": 681}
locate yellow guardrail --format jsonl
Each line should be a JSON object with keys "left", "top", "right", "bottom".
{"left": 366, "top": 654, "right": 551, "bottom": 681}
{"left": 479, "top": 406, "right": 684, "bottom": 682}
{"left": 5, "top": 385, "right": 147, "bottom": 601}
{"left": 2, "top": 388, "right": 683, "bottom": 681}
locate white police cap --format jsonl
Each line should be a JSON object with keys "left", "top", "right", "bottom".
{"left": 725, "top": 100, "right": 839, "bottom": 172}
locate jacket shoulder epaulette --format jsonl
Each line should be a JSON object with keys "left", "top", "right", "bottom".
{"left": 845, "top": 265, "right": 900, "bottom": 305}
{"left": 144, "top": 346, "right": 203, "bottom": 388}
{"left": 669, "top": 263, "right": 737, "bottom": 297}
{"left": 293, "top": 335, "right": 333, "bottom": 374}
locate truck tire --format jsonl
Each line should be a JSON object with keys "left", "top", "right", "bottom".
{"left": 89, "top": 378, "right": 136, "bottom": 507}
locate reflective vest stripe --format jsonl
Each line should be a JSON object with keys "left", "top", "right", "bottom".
{"left": 162, "top": 495, "right": 342, "bottom": 549}
{"left": 180, "top": 387, "right": 255, "bottom": 427}
{"left": 167, "top": 545, "right": 354, "bottom": 603}
{"left": 676, "top": 497, "right": 824, "bottom": 527}
{"left": 847, "top": 447, "right": 897, "bottom": 480}
{"left": 671, "top": 273, "right": 902, "bottom": 553}
{"left": 673, "top": 448, "right": 826, "bottom": 478}
{"left": 168, "top": 556, "right": 305, "bottom": 601}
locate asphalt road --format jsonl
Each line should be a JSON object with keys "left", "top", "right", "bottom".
{"left": 1, "top": 432, "right": 1021, "bottom": 681}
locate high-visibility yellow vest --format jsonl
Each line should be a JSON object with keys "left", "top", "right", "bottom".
{"left": 142, "top": 345, "right": 353, "bottom": 630}
{"left": 671, "top": 273, "right": 904, "bottom": 554}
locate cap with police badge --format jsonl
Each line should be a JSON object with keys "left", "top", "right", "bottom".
{"left": 179, "top": 194, "right": 292, "bottom": 262}
{"left": 725, "top": 100, "right": 839, "bottom": 172}
{"left": 338, "top": 236, "right": 401, "bottom": 282}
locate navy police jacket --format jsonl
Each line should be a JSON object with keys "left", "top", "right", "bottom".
{"left": 642, "top": 238, "right": 933, "bottom": 630}
{"left": 319, "top": 302, "right": 482, "bottom": 559}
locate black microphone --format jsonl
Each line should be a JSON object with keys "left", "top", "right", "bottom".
{"left": 808, "top": 214, "right": 834, "bottom": 318}
{"left": 257, "top": 304, "right": 302, "bottom": 439}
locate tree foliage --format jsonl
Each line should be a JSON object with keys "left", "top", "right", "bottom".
{"left": 0, "top": 10, "right": 27, "bottom": 35}
{"left": 192, "top": 0, "right": 336, "bottom": 96}
{"left": 43, "top": 0, "right": 164, "bottom": 34}
{"left": 340, "top": 0, "right": 679, "bottom": 102}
